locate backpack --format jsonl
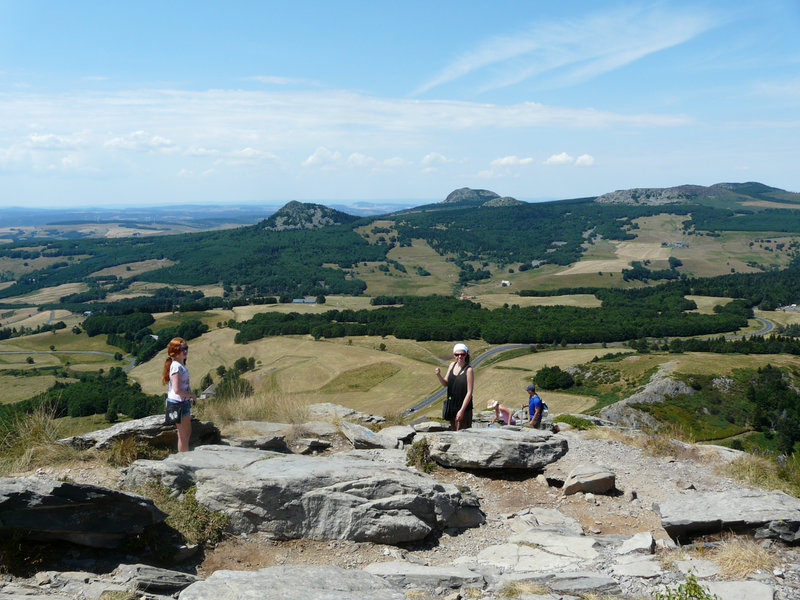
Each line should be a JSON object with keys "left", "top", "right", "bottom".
{"left": 541, "top": 400, "right": 549, "bottom": 416}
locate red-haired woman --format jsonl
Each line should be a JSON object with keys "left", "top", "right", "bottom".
{"left": 162, "top": 337, "right": 197, "bottom": 452}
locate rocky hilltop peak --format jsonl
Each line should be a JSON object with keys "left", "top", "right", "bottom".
{"left": 595, "top": 181, "right": 800, "bottom": 207}
{"left": 262, "top": 201, "right": 357, "bottom": 231}
{"left": 595, "top": 185, "right": 708, "bottom": 205}
{"left": 443, "top": 188, "right": 501, "bottom": 204}
{"left": 482, "top": 195, "right": 524, "bottom": 207}
{"left": 443, "top": 188, "right": 521, "bottom": 206}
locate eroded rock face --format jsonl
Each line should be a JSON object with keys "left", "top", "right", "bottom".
{"left": 655, "top": 489, "right": 800, "bottom": 543}
{"left": 0, "top": 477, "right": 166, "bottom": 548}
{"left": 120, "top": 445, "right": 484, "bottom": 544}
{"left": 420, "top": 427, "right": 568, "bottom": 470}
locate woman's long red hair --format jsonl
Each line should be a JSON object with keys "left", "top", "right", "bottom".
{"left": 161, "top": 337, "right": 186, "bottom": 385}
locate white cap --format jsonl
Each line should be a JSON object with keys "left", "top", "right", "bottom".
{"left": 487, "top": 399, "right": 498, "bottom": 409}
{"left": 453, "top": 343, "right": 469, "bottom": 354}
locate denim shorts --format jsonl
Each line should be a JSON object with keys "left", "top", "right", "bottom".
{"left": 166, "top": 400, "right": 191, "bottom": 424}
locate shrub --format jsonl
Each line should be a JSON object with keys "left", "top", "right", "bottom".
{"left": 406, "top": 438, "right": 436, "bottom": 473}
{"left": 652, "top": 574, "right": 719, "bottom": 599}
{"left": 138, "top": 481, "right": 228, "bottom": 548}
{"left": 552, "top": 414, "right": 595, "bottom": 430}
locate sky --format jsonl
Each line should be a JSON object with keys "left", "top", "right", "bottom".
{"left": 0, "top": 1, "right": 799, "bottom": 209}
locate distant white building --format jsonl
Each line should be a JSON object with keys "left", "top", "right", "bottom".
{"left": 501, "top": 280, "right": 511, "bottom": 287}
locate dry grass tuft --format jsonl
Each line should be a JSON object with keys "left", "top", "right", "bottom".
{"left": 0, "top": 403, "right": 85, "bottom": 476}
{"left": 719, "top": 452, "right": 800, "bottom": 497}
{"left": 707, "top": 535, "right": 780, "bottom": 578}
{"left": 105, "top": 436, "right": 169, "bottom": 467}
{"left": 498, "top": 581, "right": 551, "bottom": 597}
{"left": 197, "top": 386, "right": 310, "bottom": 426}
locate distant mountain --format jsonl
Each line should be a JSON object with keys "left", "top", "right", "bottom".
{"left": 595, "top": 182, "right": 800, "bottom": 209}
{"left": 262, "top": 201, "right": 359, "bottom": 231}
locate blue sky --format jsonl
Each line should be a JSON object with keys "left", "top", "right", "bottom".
{"left": 1, "top": 1, "right": 798, "bottom": 208}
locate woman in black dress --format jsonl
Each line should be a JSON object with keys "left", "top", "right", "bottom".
{"left": 434, "top": 343, "right": 474, "bottom": 430}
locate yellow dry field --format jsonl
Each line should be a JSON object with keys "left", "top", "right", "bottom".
{"left": 130, "top": 329, "right": 444, "bottom": 416}
{"left": 0, "top": 254, "right": 78, "bottom": 277}
{"left": 472, "top": 293, "right": 602, "bottom": 310}
{"left": 355, "top": 238, "right": 458, "bottom": 296}
{"left": 229, "top": 296, "right": 376, "bottom": 321}
{"left": 90, "top": 259, "right": 177, "bottom": 279}
{"left": 476, "top": 348, "right": 633, "bottom": 413}
{"left": 756, "top": 308, "right": 800, "bottom": 327}
{"left": 0, "top": 281, "right": 15, "bottom": 291}
{"left": 556, "top": 241, "right": 670, "bottom": 277}
{"left": 0, "top": 329, "right": 120, "bottom": 354}
{"left": 0, "top": 374, "right": 59, "bottom": 404}
{"left": 742, "top": 201, "right": 800, "bottom": 210}
{"left": 0, "top": 307, "right": 40, "bottom": 328}
{"left": 0, "top": 308, "right": 80, "bottom": 330}
{"left": 686, "top": 296, "right": 733, "bottom": 314}
{"left": 3, "top": 282, "right": 88, "bottom": 305}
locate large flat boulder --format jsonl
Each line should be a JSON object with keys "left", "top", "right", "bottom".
{"left": 121, "top": 445, "right": 484, "bottom": 545}
{"left": 0, "top": 477, "right": 166, "bottom": 548}
{"left": 58, "top": 414, "right": 221, "bottom": 450}
{"left": 655, "top": 489, "right": 800, "bottom": 543}
{"left": 179, "top": 565, "right": 404, "bottom": 600}
{"left": 420, "top": 427, "right": 568, "bottom": 470}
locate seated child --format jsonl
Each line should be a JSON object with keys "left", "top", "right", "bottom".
{"left": 487, "top": 399, "right": 516, "bottom": 425}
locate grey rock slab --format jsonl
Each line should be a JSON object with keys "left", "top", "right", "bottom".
{"left": 412, "top": 421, "right": 447, "bottom": 432}
{"left": 476, "top": 543, "right": 584, "bottom": 572}
{"left": 0, "top": 476, "right": 165, "bottom": 549}
{"left": 616, "top": 531, "right": 655, "bottom": 554}
{"left": 421, "top": 428, "right": 568, "bottom": 470}
{"left": 546, "top": 571, "right": 622, "bottom": 595}
{"left": 508, "top": 507, "right": 584, "bottom": 536}
{"left": 340, "top": 421, "right": 400, "bottom": 449}
{"left": 695, "top": 580, "right": 774, "bottom": 600}
{"left": 297, "top": 420, "right": 341, "bottom": 438}
{"left": 379, "top": 425, "right": 416, "bottom": 445}
{"left": 306, "top": 402, "right": 385, "bottom": 425}
{"left": 655, "top": 489, "right": 800, "bottom": 542}
{"left": 122, "top": 445, "right": 484, "bottom": 544}
{"left": 507, "top": 530, "right": 600, "bottom": 560}
{"left": 58, "top": 414, "right": 220, "bottom": 450}
{"left": 113, "top": 563, "right": 199, "bottom": 593}
{"left": 364, "top": 561, "right": 484, "bottom": 590}
{"left": 178, "top": 565, "right": 404, "bottom": 600}
{"left": 675, "top": 558, "right": 719, "bottom": 578}
{"left": 610, "top": 555, "right": 662, "bottom": 578}
{"left": 562, "top": 463, "right": 616, "bottom": 495}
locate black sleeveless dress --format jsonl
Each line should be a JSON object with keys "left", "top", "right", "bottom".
{"left": 443, "top": 365, "right": 471, "bottom": 420}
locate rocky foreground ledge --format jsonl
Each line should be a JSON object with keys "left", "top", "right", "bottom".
{"left": 2, "top": 406, "right": 800, "bottom": 599}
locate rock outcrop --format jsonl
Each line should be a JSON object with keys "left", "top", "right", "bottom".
{"left": 120, "top": 445, "right": 485, "bottom": 544}
{"left": 656, "top": 489, "right": 800, "bottom": 543}
{"left": 0, "top": 477, "right": 166, "bottom": 548}
{"left": 421, "top": 427, "right": 568, "bottom": 470}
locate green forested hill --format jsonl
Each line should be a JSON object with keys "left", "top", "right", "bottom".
{"left": 1, "top": 182, "right": 799, "bottom": 305}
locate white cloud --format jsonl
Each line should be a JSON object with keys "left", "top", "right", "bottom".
{"left": 422, "top": 152, "right": 452, "bottom": 166}
{"left": 544, "top": 152, "right": 574, "bottom": 165}
{"left": 26, "top": 133, "right": 85, "bottom": 150}
{"left": 491, "top": 155, "right": 534, "bottom": 167}
{"left": 346, "top": 152, "right": 376, "bottom": 167}
{"left": 302, "top": 146, "right": 342, "bottom": 168}
{"left": 575, "top": 154, "right": 595, "bottom": 166}
{"left": 105, "top": 130, "right": 178, "bottom": 153}
{"left": 413, "top": 6, "right": 719, "bottom": 95}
